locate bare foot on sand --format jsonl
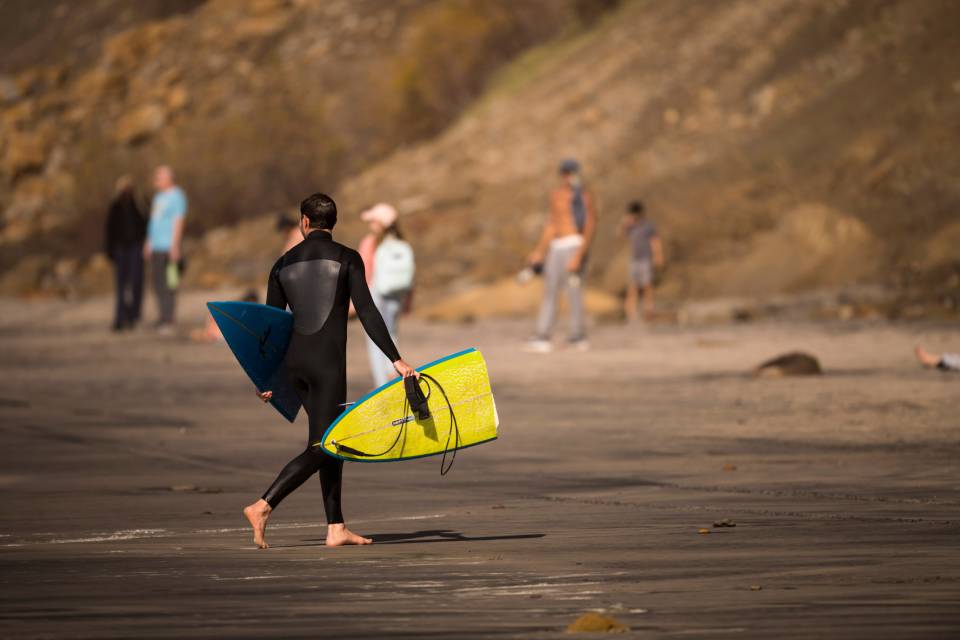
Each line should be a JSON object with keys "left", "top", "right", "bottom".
{"left": 914, "top": 345, "right": 940, "bottom": 368}
{"left": 326, "top": 523, "right": 373, "bottom": 547}
{"left": 243, "top": 499, "right": 272, "bottom": 549}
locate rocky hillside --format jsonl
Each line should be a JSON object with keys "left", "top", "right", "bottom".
{"left": 0, "top": 0, "right": 599, "bottom": 294}
{"left": 2, "top": 0, "right": 958, "bottom": 320}
{"left": 332, "top": 0, "right": 960, "bottom": 318}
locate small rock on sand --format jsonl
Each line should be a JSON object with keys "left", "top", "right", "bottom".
{"left": 753, "top": 351, "right": 823, "bottom": 377}
{"left": 566, "top": 613, "right": 629, "bottom": 634}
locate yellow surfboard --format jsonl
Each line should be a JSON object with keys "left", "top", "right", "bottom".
{"left": 315, "top": 348, "right": 498, "bottom": 463}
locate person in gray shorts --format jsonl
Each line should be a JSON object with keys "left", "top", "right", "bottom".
{"left": 620, "top": 200, "right": 663, "bottom": 322}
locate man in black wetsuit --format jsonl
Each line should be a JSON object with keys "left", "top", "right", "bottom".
{"left": 243, "top": 193, "right": 417, "bottom": 549}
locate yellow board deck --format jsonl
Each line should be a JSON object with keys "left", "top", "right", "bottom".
{"left": 315, "top": 348, "right": 498, "bottom": 462}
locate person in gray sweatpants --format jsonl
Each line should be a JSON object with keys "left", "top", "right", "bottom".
{"left": 525, "top": 159, "right": 597, "bottom": 352}
{"left": 535, "top": 237, "right": 587, "bottom": 343}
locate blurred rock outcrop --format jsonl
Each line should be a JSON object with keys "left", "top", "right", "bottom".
{"left": 1, "top": 0, "right": 958, "bottom": 320}
{"left": 0, "top": 0, "right": 587, "bottom": 296}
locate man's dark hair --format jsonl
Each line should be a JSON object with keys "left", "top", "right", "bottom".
{"left": 627, "top": 200, "right": 645, "bottom": 215}
{"left": 300, "top": 192, "right": 338, "bottom": 229}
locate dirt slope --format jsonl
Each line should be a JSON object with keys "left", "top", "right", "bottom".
{"left": 0, "top": 0, "right": 205, "bottom": 75}
{"left": 2, "top": 0, "right": 958, "bottom": 318}
{"left": 331, "top": 0, "right": 960, "bottom": 314}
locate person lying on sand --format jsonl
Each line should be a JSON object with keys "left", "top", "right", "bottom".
{"left": 914, "top": 345, "right": 960, "bottom": 372}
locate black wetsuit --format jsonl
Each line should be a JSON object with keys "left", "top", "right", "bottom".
{"left": 261, "top": 230, "right": 400, "bottom": 523}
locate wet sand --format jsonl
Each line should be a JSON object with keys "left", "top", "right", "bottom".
{"left": 1, "top": 292, "right": 958, "bottom": 638}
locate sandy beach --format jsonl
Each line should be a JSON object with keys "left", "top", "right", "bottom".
{"left": 1, "top": 292, "right": 958, "bottom": 638}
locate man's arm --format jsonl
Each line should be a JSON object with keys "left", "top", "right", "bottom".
{"left": 347, "top": 252, "right": 419, "bottom": 378}
{"left": 347, "top": 251, "right": 400, "bottom": 362}
{"left": 170, "top": 216, "right": 185, "bottom": 262}
{"left": 265, "top": 260, "right": 287, "bottom": 310}
{"left": 257, "top": 260, "right": 289, "bottom": 400}
{"left": 143, "top": 198, "right": 154, "bottom": 259}
{"left": 105, "top": 204, "right": 117, "bottom": 261}
{"left": 168, "top": 190, "right": 187, "bottom": 262}
{"left": 651, "top": 235, "right": 664, "bottom": 268}
{"left": 529, "top": 222, "right": 554, "bottom": 264}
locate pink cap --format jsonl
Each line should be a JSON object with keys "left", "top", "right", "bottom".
{"left": 360, "top": 203, "right": 398, "bottom": 227}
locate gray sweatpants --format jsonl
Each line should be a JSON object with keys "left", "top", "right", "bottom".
{"left": 150, "top": 251, "right": 176, "bottom": 326}
{"left": 535, "top": 243, "right": 586, "bottom": 340}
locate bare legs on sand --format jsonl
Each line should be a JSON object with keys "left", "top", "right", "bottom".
{"left": 243, "top": 500, "right": 271, "bottom": 549}
{"left": 914, "top": 345, "right": 940, "bottom": 368}
{"left": 325, "top": 523, "right": 373, "bottom": 547}
{"left": 624, "top": 285, "right": 655, "bottom": 323}
{"left": 243, "top": 499, "right": 372, "bottom": 549}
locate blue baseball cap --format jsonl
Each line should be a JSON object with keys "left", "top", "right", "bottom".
{"left": 558, "top": 158, "right": 581, "bottom": 174}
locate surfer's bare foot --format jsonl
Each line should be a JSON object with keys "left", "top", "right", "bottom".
{"left": 243, "top": 499, "right": 272, "bottom": 549}
{"left": 326, "top": 523, "right": 373, "bottom": 547}
{"left": 914, "top": 345, "right": 940, "bottom": 368}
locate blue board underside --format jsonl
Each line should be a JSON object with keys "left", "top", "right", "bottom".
{"left": 207, "top": 301, "right": 301, "bottom": 422}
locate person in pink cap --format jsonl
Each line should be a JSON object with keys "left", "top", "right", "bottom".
{"left": 359, "top": 204, "right": 416, "bottom": 387}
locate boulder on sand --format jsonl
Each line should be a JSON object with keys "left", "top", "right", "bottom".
{"left": 753, "top": 351, "right": 823, "bottom": 377}
{"left": 566, "top": 612, "right": 628, "bottom": 633}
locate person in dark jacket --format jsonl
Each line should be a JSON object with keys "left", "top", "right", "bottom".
{"left": 105, "top": 175, "right": 147, "bottom": 331}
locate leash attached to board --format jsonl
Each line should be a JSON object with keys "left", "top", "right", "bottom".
{"left": 327, "top": 373, "right": 461, "bottom": 475}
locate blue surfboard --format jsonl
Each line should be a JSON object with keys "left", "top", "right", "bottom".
{"left": 207, "top": 301, "right": 301, "bottom": 422}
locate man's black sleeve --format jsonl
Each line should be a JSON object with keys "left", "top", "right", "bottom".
{"left": 105, "top": 201, "right": 119, "bottom": 260}
{"left": 265, "top": 258, "right": 287, "bottom": 310}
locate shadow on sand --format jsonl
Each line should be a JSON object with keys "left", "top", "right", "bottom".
{"left": 370, "top": 530, "right": 546, "bottom": 545}
{"left": 275, "top": 529, "right": 546, "bottom": 548}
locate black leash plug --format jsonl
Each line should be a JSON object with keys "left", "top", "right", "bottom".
{"left": 404, "top": 375, "right": 431, "bottom": 421}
